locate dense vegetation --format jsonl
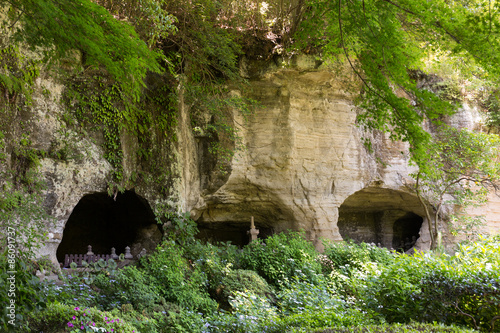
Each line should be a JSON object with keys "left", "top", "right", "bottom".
{"left": 5, "top": 218, "right": 499, "bottom": 332}
{"left": 2, "top": 0, "right": 500, "bottom": 164}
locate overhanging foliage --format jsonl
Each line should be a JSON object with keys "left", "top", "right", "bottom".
{"left": 295, "top": 0, "right": 500, "bottom": 165}
{"left": 1, "top": 0, "right": 164, "bottom": 102}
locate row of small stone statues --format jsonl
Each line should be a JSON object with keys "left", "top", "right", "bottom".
{"left": 85, "top": 245, "right": 147, "bottom": 260}
{"left": 62, "top": 245, "right": 147, "bottom": 268}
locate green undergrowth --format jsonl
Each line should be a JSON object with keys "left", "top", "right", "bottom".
{"left": 17, "top": 215, "right": 499, "bottom": 332}
{"left": 316, "top": 322, "right": 478, "bottom": 333}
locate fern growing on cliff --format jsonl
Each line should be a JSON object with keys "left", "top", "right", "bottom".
{"left": 1, "top": 0, "right": 165, "bottom": 102}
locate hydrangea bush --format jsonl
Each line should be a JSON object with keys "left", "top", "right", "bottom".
{"left": 27, "top": 233, "right": 500, "bottom": 333}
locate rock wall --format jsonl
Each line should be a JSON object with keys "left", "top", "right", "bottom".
{"left": 2, "top": 70, "right": 196, "bottom": 264}
{"left": 193, "top": 57, "right": 500, "bottom": 250}
{"left": 194, "top": 57, "right": 432, "bottom": 250}
{"left": 5, "top": 55, "right": 499, "bottom": 264}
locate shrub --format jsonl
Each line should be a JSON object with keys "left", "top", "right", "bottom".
{"left": 276, "top": 277, "right": 340, "bottom": 315}
{"left": 268, "top": 307, "right": 376, "bottom": 333}
{"left": 416, "top": 236, "right": 500, "bottom": 331}
{"left": 315, "top": 322, "right": 478, "bottom": 332}
{"left": 419, "top": 270, "right": 499, "bottom": 331}
{"left": 207, "top": 291, "right": 278, "bottom": 333}
{"left": 357, "top": 236, "right": 500, "bottom": 331}
{"left": 43, "top": 259, "right": 122, "bottom": 310}
{"left": 240, "top": 231, "right": 322, "bottom": 287}
{"left": 27, "top": 302, "right": 140, "bottom": 332}
{"left": 92, "top": 265, "right": 161, "bottom": 311}
{"left": 183, "top": 240, "right": 241, "bottom": 299}
{"left": 142, "top": 240, "right": 218, "bottom": 314}
{"left": 220, "top": 269, "right": 272, "bottom": 303}
{"left": 44, "top": 273, "right": 99, "bottom": 309}
{"left": 115, "top": 304, "right": 160, "bottom": 333}
{"left": 154, "top": 308, "right": 208, "bottom": 333}
{"left": 322, "top": 240, "right": 394, "bottom": 275}
{"left": 0, "top": 255, "right": 47, "bottom": 331}
{"left": 357, "top": 253, "right": 426, "bottom": 323}
{"left": 161, "top": 211, "right": 199, "bottom": 246}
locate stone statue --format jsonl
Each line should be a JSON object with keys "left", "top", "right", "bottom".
{"left": 111, "top": 247, "right": 119, "bottom": 260}
{"left": 247, "top": 216, "right": 259, "bottom": 242}
{"left": 137, "top": 248, "right": 147, "bottom": 259}
{"left": 124, "top": 246, "right": 133, "bottom": 259}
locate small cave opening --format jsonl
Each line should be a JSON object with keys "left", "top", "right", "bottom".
{"left": 392, "top": 212, "right": 423, "bottom": 252}
{"left": 195, "top": 198, "right": 295, "bottom": 247}
{"left": 196, "top": 222, "right": 274, "bottom": 246}
{"left": 337, "top": 187, "right": 425, "bottom": 250}
{"left": 337, "top": 211, "right": 384, "bottom": 245}
{"left": 56, "top": 191, "right": 162, "bottom": 263}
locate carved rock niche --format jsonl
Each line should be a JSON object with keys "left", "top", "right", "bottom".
{"left": 338, "top": 187, "right": 425, "bottom": 252}
{"left": 56, "top": 190, "right": 162, "bottom": 262}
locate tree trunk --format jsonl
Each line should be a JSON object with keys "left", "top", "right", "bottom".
{"left": 416, "top": 172, "right": 436, "bottom": 249}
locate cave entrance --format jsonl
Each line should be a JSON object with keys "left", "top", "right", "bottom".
{"left": 56, "top": 191, "right": 162, "bottom": 263}
{"left": 392, "top": 212, "right": 423, "bottom": 252}
{"left": 337, "top": 187, "right": 424, "bottom": 251}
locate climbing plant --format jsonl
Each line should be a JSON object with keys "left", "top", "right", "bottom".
{"left": 157, "top": 0, "right": 256, "bottom": 168}
{"left": 1, "top": 0, "right": 178, "bottom": 195}
{"left": 0, "top": 131, "right": 53, "bottom": 331}
{"left": 0, "top": 35, "right": 52, "bottom": 260}
{"left": 0, "top": 43, "right": 39, "bottom": 105}
{"left": 64, "top": 76, "right": 124, "bottom": 180}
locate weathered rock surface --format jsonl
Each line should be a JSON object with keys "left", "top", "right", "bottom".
{"left": 6, "top": 57, "right": 498, "bottom": 264}
{"left": 193, "top": 58, "right": 500, "bottom": 250}
{"left": 25, "top": 78, "right": 114, "bottom": 263}
{"left": 194, "top": 60, "right": 430, "bottom": 250}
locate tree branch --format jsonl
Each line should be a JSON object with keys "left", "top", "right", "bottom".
{"left": 453, "top": 302, "right": 478, "bottom": 330}
{"left": 337, "top": 0, "right": 416, "bottom": 142}
{"left": 380, "top": 0, "right": 462, "bottom": 44}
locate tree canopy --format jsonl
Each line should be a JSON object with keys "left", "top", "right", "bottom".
{"left": 296, "top": 0, "right": 500, "bottom": 165}
{"left": 413, "top": 126, "right": 500, "bottom": 248}
{"left": 1, "top": 0, "right": 168, "bottom": 102}
{"left": 2, "top": 0, "right": 499, "bottom": 154}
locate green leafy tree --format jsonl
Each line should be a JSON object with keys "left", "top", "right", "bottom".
{"left": 293, "top": 0, "right": 500, "bottom": 246}
{"left": 412, "top": 126, "right": 500, "bottom": 249}
{"left": 92, "top": 0, "right": 178, "bottom": 47}
{"left": 294, "top": 0, "right": 500, "bottom": 164}
{"left": 1, "top": 0, "right": 165, "bottom": 102}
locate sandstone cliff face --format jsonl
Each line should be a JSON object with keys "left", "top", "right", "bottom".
{"left": 1, "top": 73, "right": 181, "bottom": 263}
{"left": 194, "top": 57, "right": 431, "bottom": 250}
{"left": 193, "top": 58, "right": 500, "bottom": 251}
{"left": 8, "top": 57, "right": 498, "bottom": 264}
{"left": 11, "top": 77, "right": 114, "bottom": 263}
